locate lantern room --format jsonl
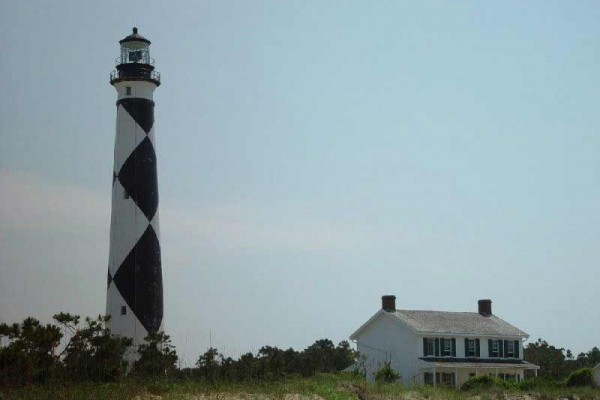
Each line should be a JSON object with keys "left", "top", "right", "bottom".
{"left": 110, "top": 27, "right": 160, "bottom": 86}
{"left": 118, "top": 27, "right": 152, "bottom": 65}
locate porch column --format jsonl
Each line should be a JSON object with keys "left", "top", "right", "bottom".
{"left": 455, "top": 367, "right": 458, "bottom": 388}
{"left": 534, "top": 369, "right": 538, "bottom": 378}
{"left": 433, "top": 368, "right": 436, "bottom": 387}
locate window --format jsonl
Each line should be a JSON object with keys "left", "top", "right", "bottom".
{"left": 465, "top": 338, "right": 480, "bottom": 357}
{"left": 423, "top": 338, "right": 434, "bottom": 357}
{"left": 491, "top": 340, "right": 499, "bottom": 357}
{"left": 443, "top": 338, "right": 452, "bottom": 356}
{"left": 424, "top": 372, "right": 455, "bottom": 387}
{"left": 424, "top": 337, "right": 456, "bottom": 357}
{"left": 499, "top": 373, "right": 517, "bottom": 381}
{"left": 126, "top": 86, "right": 132, "bottom": 95}
{"left": 129, "top": 50, "right": 143, "bottom": 62}
{"left": 424, "top": 372, "right": 433, "bottom": 385}
{"left": 121, "top": 306, "right": 126, "bottom": 315}
{"left": 488, "top": 339, "right": 520, "bottom": 358}
{"left": 507, "top": 341, "right": 515, "bottom": 358}
{"left": 468, "top": 339, "right": 475, "bottom": 356}
{"left": 438, "top": 372, "right": 455, "bottom": 387}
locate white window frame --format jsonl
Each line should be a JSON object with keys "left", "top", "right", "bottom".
{"left": 424, "top": 338, "right": 434, "bottom": 357}
{"left": 442, "top": 338, "right": 452, "bottom": 356}
{"left": 467, "top": 339, "right": 476, "bottom": 357}
{"left": 491, "top": 340, "right": 499, "bottom": 357}
{"left": 507, "top": 340, "right": 515, "bottom": 358}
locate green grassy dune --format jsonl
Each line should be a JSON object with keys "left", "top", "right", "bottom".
{"left": 2, "top": 374, "right": 599, "bottom": 400}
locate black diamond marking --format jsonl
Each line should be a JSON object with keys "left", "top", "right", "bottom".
{"left": 112, "top": 225, "right": 163, "bottom": 334}
{"left": 107, "top": 270, "right": 113, "bottom": 288}
{"left": 117, "top": 137, "right": 159, "bottom": 220}
{"left": 120, "top": 98, "right": 154, "bottom": 134}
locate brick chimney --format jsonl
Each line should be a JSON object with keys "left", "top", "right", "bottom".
{"left": 478, "top": 299, "right": 492, "bottom": 316}
{"left": 382, "top": 295, "right": 396, "bottom": 312}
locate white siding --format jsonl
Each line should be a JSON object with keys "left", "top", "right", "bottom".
{"left": 354, "top": 313, "right": 420, "bottom": 383}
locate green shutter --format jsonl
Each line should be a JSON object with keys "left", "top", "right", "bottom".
{"left": 451, "top": 338, "right": 456, "bottom": 357}
{"left": 464, "top": 338, "right": 469, "bottom": 357}
{"left": 488, "top": 339, "right": 492, "bottom": 358}
{"left": 476, "top": 339, "right": 481, "bottom": 357}
{"left": 514, "top": 340, "right": 520, "bottom": 358}
{"left": 503, "top": 340, "right": 508, "bottom": 358}
{"left": 423, "top": 338, "right": 427, "bottom": 356}
{"left": 435, "top": 338, "right": 440, "bottom": 356}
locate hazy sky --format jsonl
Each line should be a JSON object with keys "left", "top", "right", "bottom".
{"left": 1, "top": 1, "right": 599, "bottom": 366}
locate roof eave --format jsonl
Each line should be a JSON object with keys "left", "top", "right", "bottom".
{"left": 350, "top": 309, "right": 395, "bottom": 340}
{"left": 416, "top": 330, "right": 529, "bottom": 339}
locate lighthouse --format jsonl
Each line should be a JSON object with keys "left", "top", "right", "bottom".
{"left": 106, "top": 28, "right": 163, "bottom": 349}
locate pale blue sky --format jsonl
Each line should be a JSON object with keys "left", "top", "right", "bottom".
{"left": 1, "top": 1, "right": 599, "bottom": 366}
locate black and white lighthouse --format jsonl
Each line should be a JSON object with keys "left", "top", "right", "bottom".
{"left": 106, "top": 28, "right": 163, "bottom": 348}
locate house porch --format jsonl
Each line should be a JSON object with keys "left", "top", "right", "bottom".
{"left": 418, "top": 360, "right": 540, "bottom": 388}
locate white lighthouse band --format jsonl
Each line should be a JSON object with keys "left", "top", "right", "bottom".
{"left": 106, "top": 28, "right": 163, "bottom": 351}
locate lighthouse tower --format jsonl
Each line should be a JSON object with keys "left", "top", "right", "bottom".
{"left": 106, "top": 28, "right": 163, "bottom": 349}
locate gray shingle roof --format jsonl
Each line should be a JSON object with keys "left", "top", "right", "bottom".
{"left": 392, "top": 310, "right": 528, "bottom": 337}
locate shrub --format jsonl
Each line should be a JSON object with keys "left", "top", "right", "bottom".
{"left": 565, "top": 368, "right": 593, "bottom": 387}
{"left": 134, "top": 331, "right": 178, "bottom": 378}
{"left": 375, "top": 362, "right": 400, "bottom": 383}
{"left": 517, "top": 376, "right": 563, "bottom": 390}
{"left": 461, "top": 375, "right": 512, "bottom": 391}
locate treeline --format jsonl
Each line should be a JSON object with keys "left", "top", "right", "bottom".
{"left": 189, "top": 339, "right": 355, "bottom": 382}
{"left": 524, "top": 338, "right": 600, "bottom": 380}
{"left": 0, "top": 314, "right": 356, "bottom": 388}
{"left": 4, "top": 313, "right": 598, "bottom": 389}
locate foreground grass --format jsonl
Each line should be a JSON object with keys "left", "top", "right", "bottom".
{"left": 2, "top": 374, "right": 599, "bottom": 400}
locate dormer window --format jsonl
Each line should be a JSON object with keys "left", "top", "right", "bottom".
{"left": 126, "top": 86, "right": 131, "bottom": 96}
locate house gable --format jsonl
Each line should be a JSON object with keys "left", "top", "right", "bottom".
{"left": 350, "top": 309, "right": 419, "bottom": 341}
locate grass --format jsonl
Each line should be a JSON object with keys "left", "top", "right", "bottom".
{"left": 1, "top": 373, "right": 599, "bottom": 400}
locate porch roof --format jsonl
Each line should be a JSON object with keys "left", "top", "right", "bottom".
{"left": 419, "top": 358, "right": 539, "bottom": 370}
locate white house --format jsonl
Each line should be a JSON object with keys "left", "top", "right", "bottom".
{"left": 349, "top": 296, "right": 540, "bottom": 387}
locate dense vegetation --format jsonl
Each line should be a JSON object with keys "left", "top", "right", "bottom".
{"left": 524, "top": 338, "right": 600, "bottom": 380}
{"left": 1, "top": 314, "right": 599, "bottom": 399}
{"left": 1, "top": 373, "right": 600, "bottom": 400}
{"left": 0, "top": 313, "right": 356, "bottom": 388}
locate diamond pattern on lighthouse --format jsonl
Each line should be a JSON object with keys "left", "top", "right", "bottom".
{"left": 108, "top": 179, "right": 151, "bottom": 275}
{"left": 117, "top": 136, "right": 159, "bottom": 221}
{"left": 108, "top": 96, "right": 163, "bottom": 335}
{"left": 120, "top": 98, "right": 154, "bottom": 134}
{"left": 113, "top": 105, "right": 150, "bottom": 173}
{"left": 112, "top": 224, "right": 163, "bottom": 334}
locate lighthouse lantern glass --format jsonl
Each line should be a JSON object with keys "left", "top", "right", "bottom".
{"left": 120, "top": 41, "right": 151, "bottom": 65}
